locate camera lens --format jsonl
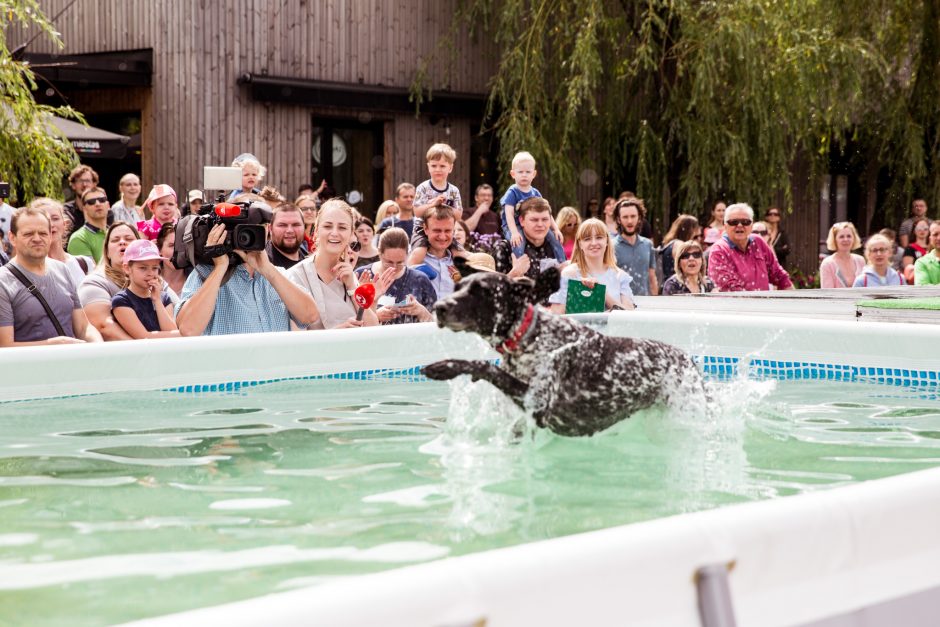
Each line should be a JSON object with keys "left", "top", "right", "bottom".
{"left": 233, "top": 224, "right": 267, "bottom": 251}
{"left": 235, "top": 228, "right": 256, "bottom": 249}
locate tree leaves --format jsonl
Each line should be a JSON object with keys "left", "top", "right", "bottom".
{"left": 422, "top": 0, "right": 936, "bottom": 229}
{"left": 1, "top": 0, "right": 80, "bottom": 205}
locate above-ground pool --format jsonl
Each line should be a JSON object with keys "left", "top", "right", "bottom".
{"left": 2, "top": 312, "right": 940, "bottom": 626}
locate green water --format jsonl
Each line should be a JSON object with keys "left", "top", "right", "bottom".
{"left": 1, "top": 375, "right": 940, "bottom": 626}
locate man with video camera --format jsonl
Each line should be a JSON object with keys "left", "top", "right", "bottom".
{"left": 175, "top": 200, "right": 320, "bottom": 336}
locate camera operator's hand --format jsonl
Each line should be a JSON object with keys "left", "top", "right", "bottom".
{"left": 235, "top": 249, "right": 274, "bottom": 278}
{"left": 206, "top": 224, "right": 229, "bottom": 270}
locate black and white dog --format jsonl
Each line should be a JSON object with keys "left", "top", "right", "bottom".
{"left": 422, "top": 268, "right": 705, "bottom": 437}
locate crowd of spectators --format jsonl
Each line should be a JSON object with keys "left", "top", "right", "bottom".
{"left": 1, "top": 145, "right": 938, "bottom": 347}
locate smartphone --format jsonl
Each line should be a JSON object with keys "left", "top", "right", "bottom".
{"left": 393, "top": 297, "right": 410, "bottom": 308}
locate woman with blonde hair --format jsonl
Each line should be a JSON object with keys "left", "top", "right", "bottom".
{"left": 556, "top": 206, "right": 581, "bottom": 259}
{"left": 286, "top": 199, "right": 380, "bottom": 329}
{"left": 374, "top": 200, "right": 400, "bottom": 233}
{"left": 549, "top": 218, "right": 635, "bottom": 313}
{"left": 661, "top": 239, "right": 716, "bottom": 295}
{"left": 852, "top": 234, "right": 906, "bottom": 287}
{"left": 111, "top": 173, "right": 144, "bottom": 223}
{"left": 819, "top": 221, "right": 865, "bottom": 288}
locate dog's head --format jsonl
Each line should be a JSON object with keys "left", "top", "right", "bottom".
{"left": 433, "top": 267, "right": 561, "bottom": 341}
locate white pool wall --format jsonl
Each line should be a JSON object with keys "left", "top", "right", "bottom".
{"left": 3, "top": 310, "right": 939, "bottom": 403}
{"left": 122, "top": 464, "right": 940, "bottom": 627}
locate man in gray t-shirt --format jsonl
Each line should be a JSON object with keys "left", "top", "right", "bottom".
{"left": 0, "top": 207, "right": 99, "bottom": 346}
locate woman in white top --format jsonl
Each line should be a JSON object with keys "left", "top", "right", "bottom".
{"left": 287, "top": 199, "right": 380, "bottom": 330}
{"left": 28, "top": 198, "right": 95, "bottom": 288}
{"left": 110, "top": 173, "right": 144, "bottom": 223}
{"left": 550, "top": 218, "right": 635, "bottom": 313}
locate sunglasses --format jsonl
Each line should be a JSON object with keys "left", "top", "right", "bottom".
{"left": 348, "top": 240, "right": 361, "bottom": 252}
{"left": 766, "top": 212, "right": 780, "bottom": 217}
{"left": 752, "top": 229, "right": 768, "bottom": 235}
{"left": 679, "top": 251, "right": 703, "bottom": 260}
{"left": 868, "top": 247, "right": 891, "bottom": 254}
{"left": 83, "top": 197, "right": 109, "bottom": 205}
{"left": 726, "top": 219, "right": 752, "bottom": 227}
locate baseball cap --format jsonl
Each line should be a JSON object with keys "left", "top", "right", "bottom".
{"left": 188, "top": 189, "right": 204, "bottom": 203}
{"left": 123, "top": 239, "right": 167, "bottom": 263}
{"left": 144, "top": 184, "right": 177, "bottom": 211}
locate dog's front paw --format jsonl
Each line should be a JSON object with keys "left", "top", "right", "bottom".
{"left": 421, "top": 360, "right": 468, "bottom": 381}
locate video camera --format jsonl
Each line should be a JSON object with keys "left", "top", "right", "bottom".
{"left": 172, "top": 197, "right": 272, "bottom": 270}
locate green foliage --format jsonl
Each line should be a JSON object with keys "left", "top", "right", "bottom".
{"left": 0, "top": 0, "right": 81, "bottom": 205}
{"left": 416, "top": 0, "right": 939, "bottom": 229}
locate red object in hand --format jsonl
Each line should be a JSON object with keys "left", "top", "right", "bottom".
{"left": 353, "top": 283, "right": 376, "bottom": 321}
{"left": 214, "top": 203, "right": 242, "bottom": 218}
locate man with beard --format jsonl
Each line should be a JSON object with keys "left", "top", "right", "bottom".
{"left": 708, "top": 203, "right": 793, "bottom": 291}
{"left": 0, "top": 206, "right": 100, "bottom": 346}
{"left": 612, "top": 198, "right": 658, "bottom": 296}
{"left": 266, "top": 203, "right": 307, "bottom": 269}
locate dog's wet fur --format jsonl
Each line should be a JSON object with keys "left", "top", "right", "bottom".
{"left": 422, "top": 268, "right": 706, "bottom": 437}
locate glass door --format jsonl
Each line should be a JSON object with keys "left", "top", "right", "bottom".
{"left": 312, "top": 119, "right": 385, "bottom": 219}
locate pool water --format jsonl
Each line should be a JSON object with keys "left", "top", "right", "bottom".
{"left": 2, "top": 374, "right": 940, "bottom": 626}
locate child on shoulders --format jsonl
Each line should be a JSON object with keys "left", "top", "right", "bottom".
{"left": 407, "top": 143, "right": 465, "bottom": 265}
{"left": 501, "top": 151, "right": 565, "bottom": 260}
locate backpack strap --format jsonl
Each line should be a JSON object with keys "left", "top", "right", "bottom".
{"left": 77, "top": 256, "right": 89, "bottom": 274}
{"left": 6, "top": 264, "right": 68, "bottom": 336}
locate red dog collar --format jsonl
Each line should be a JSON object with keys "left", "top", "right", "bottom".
{"left": 497, "top": 304, "right": 535, "bottom": 354}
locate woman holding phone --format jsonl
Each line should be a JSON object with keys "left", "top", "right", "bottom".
{"left": 356, "top": 227, "right": 436, "bottom": 325}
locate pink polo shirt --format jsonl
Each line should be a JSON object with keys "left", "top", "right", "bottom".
{"left": 707, "top": 234, "right": 792, "bottom": 291}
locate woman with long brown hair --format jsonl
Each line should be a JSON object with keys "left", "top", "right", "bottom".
{"left": 659, "top": 214, "right": 701, "bottom": 284}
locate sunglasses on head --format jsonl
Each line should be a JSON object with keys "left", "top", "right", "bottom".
{"left": 726, "top": 219, "right": 752, "bottom": 227}
{"left": 679, "top": 251, "right": 703, "bottom": 260}
{"left": 84, "top": 197, "right": 108, "bottom": 205}
{"left": 348, "top": 240, "right": 361, "bottom": 252}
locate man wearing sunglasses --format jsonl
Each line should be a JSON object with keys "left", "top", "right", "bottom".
{"left": 66, "top": 187, "right": 110, "bottom": 264}
{"left": 707, "top": 203, "right": 793, "bottom": 292}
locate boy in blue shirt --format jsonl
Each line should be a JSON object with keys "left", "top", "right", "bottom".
{"left": 501, "top": 151, "right": 565, "bottom": 259}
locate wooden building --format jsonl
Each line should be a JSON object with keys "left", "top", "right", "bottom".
{"left": 26, "top": 0, "right": 498, "bottom": 218}
{"left": 21, "top": 0, "right": 889, "bottom": 277}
